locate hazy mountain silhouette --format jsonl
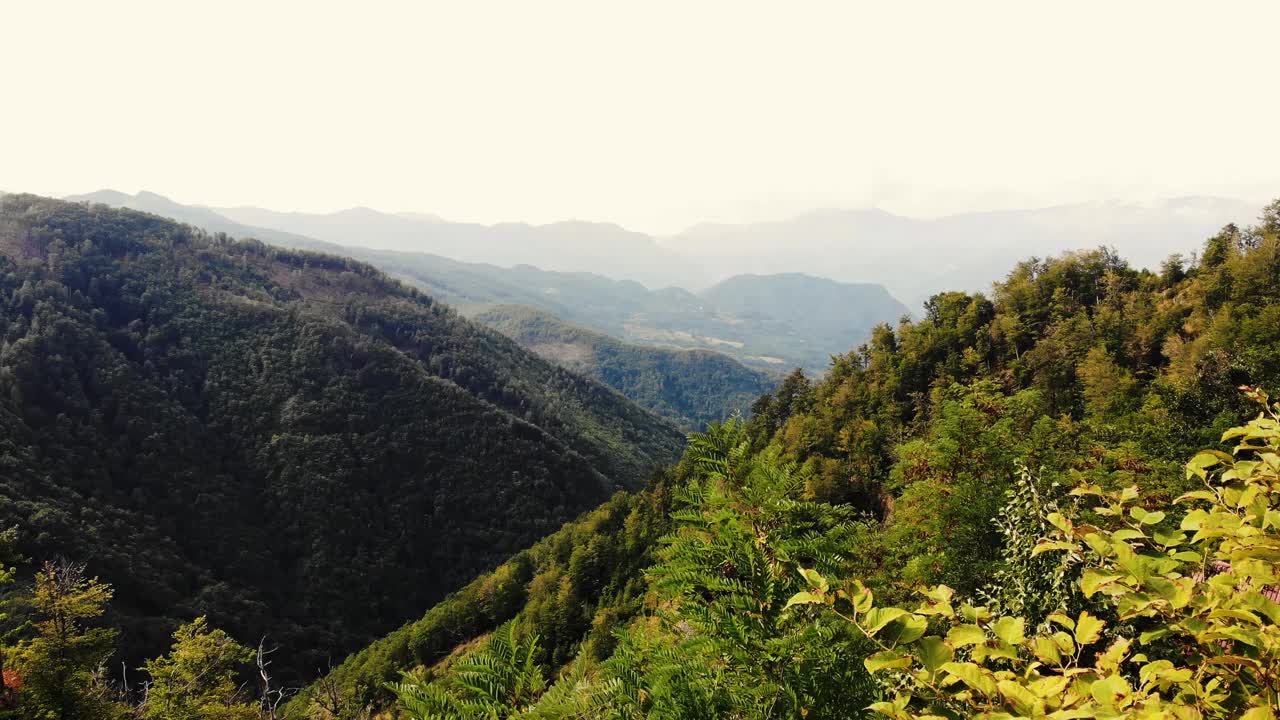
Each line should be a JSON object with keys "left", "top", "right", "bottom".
{"left": 664, "top": 197, "right": 1261, "bottom": 308}
{"left": 212, "top": 204, "right": 707, "bottom": 290}
{"left": 64, "top": 191, "right": 910, "bottom": 370}
{"left": 69, "top": 190, "right": 1261, "bottom": 311}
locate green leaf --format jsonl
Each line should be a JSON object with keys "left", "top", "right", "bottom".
{"left": 940, "top": 662, "right": 997, "bottom": 697}
{"left": 1139, "top": 626, "right": 1170, "bottom": 644}
{"left": 991, "top": 616, "right": 1025, "bottom": 646}
{"left": 783, "top": 591, "right": 824, "bottom": 610}
{"left": 1186, "top": 451, "right": 1225, "bottom": 479}
{"left": 798, "top": 567, "right": 829, "bottom": 593}
{"left": 1031, "top": 636, "right": 1061, "bottom": 665}
{"left": 1046, "top": 612, "right": 1075, "bottom": 631}
{"left": 922, "top": 585, "right": 954, "bottom": 604}
{"left": 1052, "top": 631, "right": 1076, "bottom": 656}
{"left": 883, "top": 614, "right": 928, "bottom": 645}
{"left": 864, "top": 649, "right": 911, "bottom": 673}
{"left": 863, "top": 607, "right": 910, "bottom": 636}
{"left": 849, "top": 581, "right": 874, "bottom": 614}
{"left": 945, "top": 624, "right": 986, "bottom": 647}
{"left": 1175, "top": 490, "right": 1217, "bottom": 504}
{"left": 1180, "top": 509, "right": 1209, "bottom": 531}
{"left": 1152, "top": 528, "right": 1185, "bottom": 547}
{"left": 1031, "top": 540, "right": 1076, "bottom": 556}
{"left": 1265, "top": 509, "right": 1280, "bottom": 530}
{"left": 1074, "top": 610, "right": 1105, "bottom": 646}
{"left": 997, "top": 679, "right": 1041, "bottom": 716}
{"left": 866, "top": 702, "right": 901, "bottom": 718}
{"left": 914, "top": 636, "right": 952, "bottom": 675}
{"left": 1080, "top": 569, "right": 1122, "bottom": 597}
{"left": 1046, "top": 512, "right": 1072, "bottom": 533}
{"left": 1089, "top": 674, "right": 1131, "bottom": 707}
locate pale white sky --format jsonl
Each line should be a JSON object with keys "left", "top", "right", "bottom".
{"left": 3, "top": 0, "right": 1278, "bottom": 234}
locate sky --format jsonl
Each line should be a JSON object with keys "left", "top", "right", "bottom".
{"left": 3, "top": 0, "right": 1278, "bottom": 235}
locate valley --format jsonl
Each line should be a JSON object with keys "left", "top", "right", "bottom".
{"left": 6, "top": 4, "right": 1279, "bottom": 716}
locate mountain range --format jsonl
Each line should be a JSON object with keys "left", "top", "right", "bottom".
{"left": 664, "top": 197, "right": 1262, "bottom": 307}
{"left": 66, "top": 190, "right": 1260, "bottom": 314}
{"left": 64, "top": 190, "right": 911, "bottom": 372}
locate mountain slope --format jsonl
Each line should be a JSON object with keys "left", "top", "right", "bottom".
{"left": 293, "top": 201, "right": 1280, "bottom": 718}
{"left": 474, "top": 305, "right": 778, "bottom": 430}
{"left": 699, "top": 273, "right": 911, "bottom": 367}
{"left": 0, "top": 194, "right": 683, "bottom": 682}
{"left": 301, "top": 248, "right": 908, "bottom": 371}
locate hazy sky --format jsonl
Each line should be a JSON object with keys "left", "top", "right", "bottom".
{"left": 4, "top": 1, "right": 1278, "bottom": 234}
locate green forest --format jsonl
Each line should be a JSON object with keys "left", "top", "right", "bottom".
{"left": 474, "top": 305, "right": 777, "bottom": 430}
{"left": 0, "top": 195, "right": 682, "bottom": 694}
{"left": 1, "top": 194, "right": 1280, "bottom": 718}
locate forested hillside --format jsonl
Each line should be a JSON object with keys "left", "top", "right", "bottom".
{"left": 328, "top": 251, "right": 906, "bottom": 371}
{"left": 292, "top": 201, "right": 1280, "bottom": 718}
{"left": 0, "top": 195, "right": 683, "bottom": 685}
{"left": 475, "top": 305, "right": 777, "bottom": 429}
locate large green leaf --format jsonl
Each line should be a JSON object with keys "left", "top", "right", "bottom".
{"left": 945, "top": 624, "right": 986, "bottom": 647}
{"left": 914, "top": 636, "right": 952, "bottom": 676}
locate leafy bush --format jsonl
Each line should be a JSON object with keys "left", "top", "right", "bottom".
{"left": 789, "top": 387, "right": 1280, "bottom": 718}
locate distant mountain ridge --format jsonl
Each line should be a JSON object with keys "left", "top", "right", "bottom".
{"left": 67, "top": 190, "right": 1261, "bottom": 313}
{"left": 210, "top": 202, "right": 706, "bottom": 290}
{"left": 367, "top": 250, "right": 909, "bottom": 371}
{"left": 663, "top": 197, "right": 1262, "bottom": 307}
{"left": 65, "top": 190, "right": 911, "bottom": 371}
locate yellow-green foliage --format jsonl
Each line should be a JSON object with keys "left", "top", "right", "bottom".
{"left": 789, "top": 387, "right": 1280, "bottom": 718}
{"left": 16, "top": 561, "right": 120, "bottom": 720}
{"left": 136, "top": 617, "right": 258, "bottom": 720}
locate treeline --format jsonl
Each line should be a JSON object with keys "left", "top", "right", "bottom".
{"left": 294, "top": 201, "right": 1280, "bottom": 718}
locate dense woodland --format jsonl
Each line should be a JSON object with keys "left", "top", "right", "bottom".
{"left": 287, "top": 199, "right": 1280, "bottom": 718}
{"left": 475, "top": 305, "right": 777, "bottom": 430}
{"left": 0, "top": 195, "right": 683, "bottom": 693}
{"left": 1, "top": 194, "right": 1279, "bottom": 718}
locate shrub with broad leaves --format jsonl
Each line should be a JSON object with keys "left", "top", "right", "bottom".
{"left": 788, "top": 386, "right": 1280, "bottom": 719}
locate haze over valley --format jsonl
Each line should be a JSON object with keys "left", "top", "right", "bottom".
{"left": 63, "top": 189, "right": 1261, "bottom": 374}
